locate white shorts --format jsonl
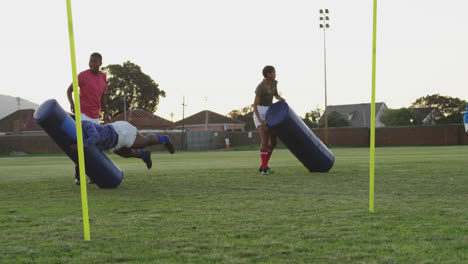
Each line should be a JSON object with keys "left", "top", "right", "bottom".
{"left": 465, "top": 123, "right": 468, "bottom": 132}
{"left": 81, "top": 113, "right": 100, "bottom": 124}
{"left": 109, "top": 121, "right": 138, "bottom": 152}
{"left": 253, "top": 105, "right": 269, "bottom": 128}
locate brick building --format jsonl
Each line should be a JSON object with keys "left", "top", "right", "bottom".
{"left": 173, "top": 110, "right": 245, "bottom": 131}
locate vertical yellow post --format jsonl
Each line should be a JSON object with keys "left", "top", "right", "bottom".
{"left": 65, "top": 0, "right": 91, "bottom": 240}
{"left": 369, "top": 0, "right": 378, "bottom": 213}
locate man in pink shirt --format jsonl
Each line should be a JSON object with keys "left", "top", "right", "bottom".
{"left": 67, "top": 52, "right": 111, "bottom": 185}
{"left": 67, "top": 52, "right": 110, "bottom": 123}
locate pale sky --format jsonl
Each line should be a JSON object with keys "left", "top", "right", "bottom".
{"left": 1, "top": 0, "right": 467, "bottom": 121}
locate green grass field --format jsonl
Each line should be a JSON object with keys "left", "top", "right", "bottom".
{"left": 1, "top": 146, "right": 467, "bottom": 263}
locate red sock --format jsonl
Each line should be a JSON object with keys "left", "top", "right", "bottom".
{"left": 260, "top": 149, "right": 269, "bottom": 169}
{"left": 266, "top": 149, "right": 273, "bottom": 163}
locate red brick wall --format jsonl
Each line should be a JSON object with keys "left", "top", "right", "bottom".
{"left": 184, "top": 125, "right": 245, "bottom": 132}
{"left": 0, "top": 132, "right": 185, "bottom": 153}
{"left": 1, "top": 125, "right": 467, "bottom": 153}
{"left": 375, "top": 125, "right": 466, "bottom": 146}
{"left": 0, "top": 134, "right": 62, "bottom": 153}
{"left": 313, "top": 127, "right": 370, "bottom": 146}
{"left": 317, "top": 124, "right": 467, "bottom": 147}
{"left": 217, "top": 124, "right": 468, "bottom": 148}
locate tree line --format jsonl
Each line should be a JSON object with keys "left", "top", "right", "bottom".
{"left": 100, "top": 61, "right": 165, "bottom": 119}
{"left": 95, "top": 61, "right": 466, "bottom": 130}
{"left": 228, "top": 94, "right": 467, "bottom": 129}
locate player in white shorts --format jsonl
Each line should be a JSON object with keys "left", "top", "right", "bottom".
{"left": 253, "top": 65, "right": 285, "bottom": 175}
{"left": 70, "top": 120, "right": 175, "bottom": 174}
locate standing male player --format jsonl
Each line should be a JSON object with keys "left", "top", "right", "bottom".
{"left": 67, "top": 52, "right": 110, "bottom": 185}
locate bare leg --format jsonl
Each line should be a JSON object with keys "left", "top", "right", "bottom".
{"left": 130, "top": 133, "right": 175, "bottom": 154}
{"left": 114, "top": 148, "right": 141, "bottom": 158}
{"left": 115, "top": 147, "right": 152, "bottom": 169}
{"left": 130, "top": 132, "right": 159, "bottom": 149}
{"left": 265, "top": 129, "right": 277, "bottom": 172}
{"left": 258, "top": 125, "right": 270, "bottom": 150}
{"left": 267, "top": 129, "right": 277, "bottom": 150}
{"left": 258, "top": 124, "right": 272, "bottom": 173}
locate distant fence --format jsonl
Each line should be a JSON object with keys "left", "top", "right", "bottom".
{"left": 313, "top": 124, "right": 467, "bottom": 146}
{"left": 0, "top": 132, "right": 185, "bottom": 153}
{"left": 1, "top": 124, "right": 467, "bottom": 153}
{"left": 186, "top": 131, "right": 215, "bottom": 151}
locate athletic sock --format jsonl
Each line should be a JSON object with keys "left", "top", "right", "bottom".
{"left": 139, "top": 150, "right": 148, "bottom": 160}
{"left": 260, "top": 149, "right": 269, "bottom": 170}
{"left": 157, "top": 135, "right": 169, "bottom": 144}
{"left": 266, "top": 149, "right": 273, "bottom": 163}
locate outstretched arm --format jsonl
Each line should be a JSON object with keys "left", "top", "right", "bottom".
{"left": 67, "top": 84, "right": 75, "bottom": 113}
{"left": 69, "top": 123, "right": 99, "bottom": 152}
{"left": 82, "top": 122, "right": 99, "bottom": 148}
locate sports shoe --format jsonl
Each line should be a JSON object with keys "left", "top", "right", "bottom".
{"left": 165, "top": 138, "right": 175, "bottom": 154}
{"left": 75, "top": 175, "right": 95, "bottom": 185}
{"left": 143, "top": 150, "right": 152, "bottom": 169}
{"left": 261, "top": 168, "right": 270, "bottom": 175}
{"left": 258, "top": 165, "right": 273, "bottom": 173}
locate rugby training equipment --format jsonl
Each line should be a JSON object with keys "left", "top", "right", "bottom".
{"left": 34, "top": 99, "right": 123, "bottom": 188}
{"left": 265, "top": 100, "right": 334, "bottom": 172}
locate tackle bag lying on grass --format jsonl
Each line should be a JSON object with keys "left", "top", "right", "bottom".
{"left": 34, "top": 99, "right": 123, "bottom": 188}
{"left": 265, "top": 100, "right": 334, "bottom": 172}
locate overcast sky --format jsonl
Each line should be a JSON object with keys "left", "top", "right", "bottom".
{"left": 1, "top": 0, "right": 467, "bottom": 121}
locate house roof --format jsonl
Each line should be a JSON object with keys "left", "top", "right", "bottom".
{"left": 323, "top": 103, "right": 387, "bottom": 127}
{"left": 411, "top": 107, "right": 443, "bottom": 118}
{"left": 107, "top": 109, "right": 174, "bottom": 129}
{"left": 0, "top": 109, "right": 43, "bottom": 132}
{"left": 411, "top": 107, "right": 444, "bottom": 124}
{"left": 21, "top": 110, "right": 43, "bottom": 132}
{"left": 173, "top": 110, "right": 245, "bottom": 126}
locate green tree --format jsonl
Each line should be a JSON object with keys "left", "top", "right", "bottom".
{"left": 319, "top": 111, "right": 350, "bottom": 127}
{"left": 101, "top": 61, "right": 166, "bottom": 118}
{"left": 411, "top": 94, "right": 466, "bottom": 124}
{"left": 380, "top": 108, "right": 417, "bottom": 126}
{"left": 302, "top": 108, "right": 322, "bottom": 128}
{"left": 227, "top": 105, "right": 256, "bottom": 131}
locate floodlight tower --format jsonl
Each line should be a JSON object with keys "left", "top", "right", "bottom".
{"left": 111, "top": 95, "right": 127, "bottom": 121}
{"left": 123, "top": 95, "right": 126, "bottom": 121}
{"left": 16, "top": 97, "right": 21, "bottom": 121}
{"left": 181, "top": 96, "right": 187, "bottom": 150}
{"left": 319, "top": 9, "right": 330, "bottom": 145}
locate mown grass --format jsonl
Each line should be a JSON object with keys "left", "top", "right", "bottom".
{"left": 0, "top": 146, "right": 467, "bottom": 263}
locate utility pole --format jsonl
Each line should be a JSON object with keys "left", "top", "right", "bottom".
{"left": 111, "top": 94, "right": 127, "bottom": 121}
{"left": 181, "top": 96, "right": 187, "bottom": 150}
{"left": 204, "top": 97, "right": 208, "bottom": 131}
{"left": 319, "top": 9, "right": 330, "bottom": 145}
{"left": 123, "top": 95, "right": 127, "bottom": 121}
{"left": 16, "top": 97, "right": 21, "bottom": 121}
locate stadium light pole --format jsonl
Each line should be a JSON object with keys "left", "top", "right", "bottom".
{"left": 181, "top": 96, "right": 186, "bottom": 150}
{"left": 319, "top": 9, "right": 330, "bottom": 145}
{"left": 111, "top": 95, "right": 127, "bottom": 121}
{"left": 16, "top": 97, "right": 21, "bottom": 120}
